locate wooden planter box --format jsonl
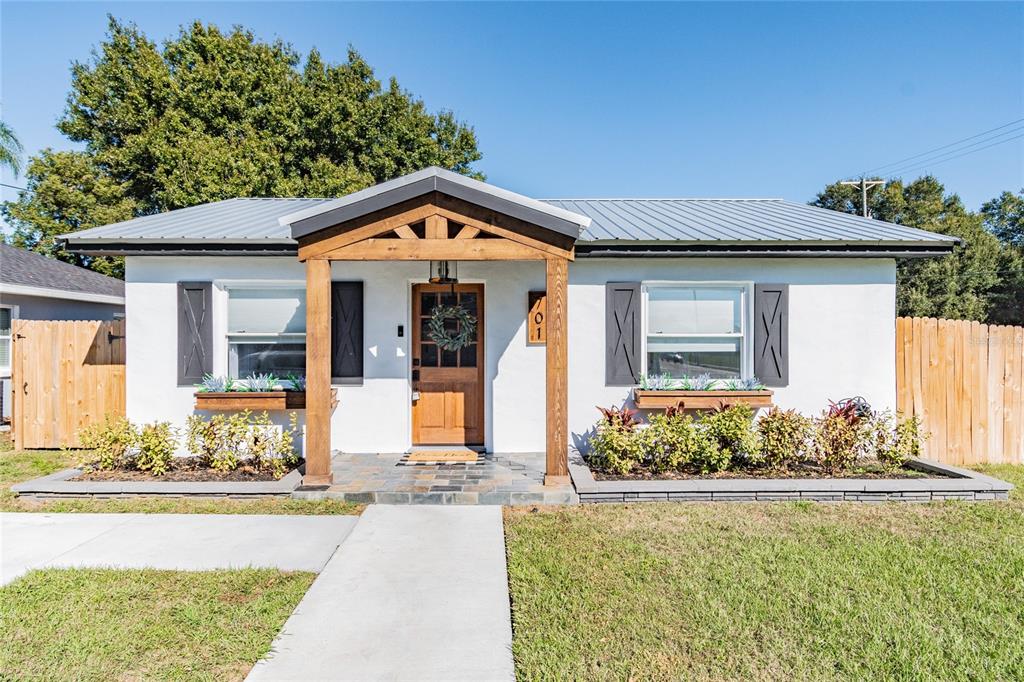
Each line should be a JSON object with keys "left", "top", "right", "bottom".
{"left": 194, "top": 389, "right": 337, "bottom": 411}
{"left": 633, "top": 389, "right": 774, "bottom": 410}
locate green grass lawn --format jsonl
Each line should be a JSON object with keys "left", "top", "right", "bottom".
{"left": 505, "top": 466, "right": 1024, "bottom": 681}
{"left": 0, "top": 442, "right": 360, "bottom": 515}
{"left": 0, "top": 568, "right": 312, "bottom": 681}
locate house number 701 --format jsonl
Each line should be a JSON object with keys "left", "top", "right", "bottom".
{"left": 528, "top": 291, "right": 546, "bottom": 345}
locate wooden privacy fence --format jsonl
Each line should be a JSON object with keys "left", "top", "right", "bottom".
{"left": 897, "top": 317, "right": 1023, "bottom": 465}
{"left": 12, "top": 319, "right": 126, "bottom": 449}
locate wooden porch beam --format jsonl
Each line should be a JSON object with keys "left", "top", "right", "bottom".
{"left": 319, "top": 238, "right": 548, "bottom": 261}
{"left": 394, "top": 224, "right": 418, "bottom": 239}
{"left": 435, "top": 206, "right": 574, "bottom": 261}
{"left": 298, "top": 202, "right": 438, "bottom": 261}
{"left": 544, "top": 256, "right": 570, "bottom": 485}
{"left": 425, "top": 214, "right": 447, "bottom": 239}
{"left": 303, "top": 258, "right": 334, "bottom": 486}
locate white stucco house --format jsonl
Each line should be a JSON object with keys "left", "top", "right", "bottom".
{"left": 61, "top": 167, "right": 957, "bottom": 485}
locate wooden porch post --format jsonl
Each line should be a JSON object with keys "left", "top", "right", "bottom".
{"left": 304, "top": 258, "right": 334, "bottom": 486}
{"left": 545, "top": 256, "right": 570, "bottom": 485}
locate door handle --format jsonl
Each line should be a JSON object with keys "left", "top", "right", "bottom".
{"left": 412, "top": 369, "right": 420, "bottom": 382}
{"left": 22, "top": 382, "right": 28, "bottom": 395}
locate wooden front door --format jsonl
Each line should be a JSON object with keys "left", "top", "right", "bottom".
{"left": 411, "top": 283, "right": 484, "bottom": 445}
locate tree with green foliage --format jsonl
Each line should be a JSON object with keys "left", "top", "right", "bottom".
{"left": 2, "top": 17, "right": 482, "bottom": 276}
{"left": 0, "top": 120, "right": 23, "bottom": 176}
{"left": 811, "top": 176, "right": 1022, "bottom": 324}
{"left": 982, "top": 189, "right": 1023, "bottom": 251}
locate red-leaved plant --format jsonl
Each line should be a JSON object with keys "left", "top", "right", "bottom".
{"left": 596, "top": 405, "right": 639, "bottom": 431}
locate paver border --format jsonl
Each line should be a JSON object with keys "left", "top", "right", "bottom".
{"left": 568, "top": 452, "right": 1013, "bottom": 503}
{"left": 11, "top": 466, "right": 303, "bottom": 498}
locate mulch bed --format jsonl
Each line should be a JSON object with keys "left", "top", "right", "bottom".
{"left": 71, "top": 459, "right": 300, "bottom": 483}
{"left": 591, "top": 460, "right": 935, "bottom": 481}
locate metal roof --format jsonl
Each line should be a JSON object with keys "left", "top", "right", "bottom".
{"left": 0, "top": 243, "right": 125, "bottom": 298}
{"left": 280, "top": 166, "right": 591, "bottom": 240}
{"left": 64, "top": 197, "right": 334, "bottom": 242}
{"left": 61, "top": 181, "right": 959, "bottom": 256}
{"left": 545, "top": 198, "right": 958, "bottom": 244}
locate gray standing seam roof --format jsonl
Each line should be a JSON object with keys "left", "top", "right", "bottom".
{"left": 0, "top": 243, "right": 125, "bottom": 297}
{"left": 60, "top": 183, "right": 958, "bottom": 249}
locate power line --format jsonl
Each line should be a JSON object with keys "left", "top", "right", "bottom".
{"left": 0, "top": 182, "right": 28, "bottom": 192}
{"left": 859, "top": 117, "right": 1024, "bottom": 176}
{"left": 878, "top": 132, "right": 1024, "bottom": 179}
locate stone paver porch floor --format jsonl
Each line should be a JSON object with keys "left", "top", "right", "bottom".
{"left": 292, "top": 452, "right": 578, "bottom": 505}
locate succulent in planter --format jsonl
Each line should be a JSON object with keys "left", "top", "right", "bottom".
{"left": 284, "top": 373, "right": 307, "bottom": 391}
{"left": 722, "top": 376, "right": 766, "bottom": 391}
{"left": 197, "top": 373, "right": 235, "bottom": 393}
{"left": 243, "top": 373, "right": 279, "bottom": 392}
{"left": 688, "top": 373, "right": 716, "bottom": 391}
{"left": 638, "top": 372, "right": 679, "bottom": 391}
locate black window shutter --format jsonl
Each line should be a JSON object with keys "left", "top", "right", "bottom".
{"left": 177, "top": 282, "right": 212, "bottom": 385}
{"left": 331, "top": 281, "right": 363, "bottom": 381}
{"left": 606, "top": 282, "right": 641, "bottom": 386}
{"left": 754, "top": 283, "right": 789, "bottom": 387}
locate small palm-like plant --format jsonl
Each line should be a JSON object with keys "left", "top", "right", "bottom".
{"left": 0, "top": 120, "right": 24, "bottom": 177}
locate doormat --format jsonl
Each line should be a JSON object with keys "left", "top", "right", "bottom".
{"left": 407, "top": 451, "right": 478, "bottom": 463}
{"left": 398, "top": 451, "right": 485, "bottom": 466}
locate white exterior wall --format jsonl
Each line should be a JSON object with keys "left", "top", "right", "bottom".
{"left": 567, "top": 258, "right": 897, "bottom": 448}
{"left": 125, "top": 256, "right": 895, "bottom": 455}
{"left": 124, "top": 257, "right": 546, "bottom": 454}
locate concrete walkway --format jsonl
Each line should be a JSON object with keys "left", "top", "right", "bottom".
{"left": 0, "top": 513, "right": 358, "bottom": 586}
{"left": 248, "top": 505, "right": 514, "bottom": 682}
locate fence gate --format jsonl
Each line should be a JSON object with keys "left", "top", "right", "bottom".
{"left": 897, "top": 317, "right": 1023, "bottom": 466}
{"left": 11, "top": 319, "right": 126, "bottom": 449}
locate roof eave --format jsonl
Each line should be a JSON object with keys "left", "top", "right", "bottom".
{"left": 0, "top": 282, "right": 125, "bottom": 305}
{"left": 280, "top": 167, "right": 592, "bottom": 240}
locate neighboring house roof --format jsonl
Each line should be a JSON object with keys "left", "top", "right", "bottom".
{"left": 60, "top": 168, "right": 959, "bottom": 258}
{"left": 0, "top": 243, "right": 125, "bottom": 305}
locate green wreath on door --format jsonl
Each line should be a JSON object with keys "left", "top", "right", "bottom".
{"left": 427, "top": 304, "right": 477, "bottom": 351}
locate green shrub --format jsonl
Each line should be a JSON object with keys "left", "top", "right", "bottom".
{"left": 648, "top": 412, "right": 718, "bottom": 473}
{"left": 185, "top": 410, "right": 300, "bottom": 478}
{"left": 135, "top": 422, "right": 176, "bottom": 476}
{"left": 78, "top": 415, "right": 137, "bottom": 470}
{"left": 700, "top": 404, "right": 758, "bottom": 470}
{"left": 867, "top": 411, "right": 922, "bottom": 469}
{"left": 756, "top": 408, "right": 812, "bottom": 469}
{"left": 246, "top": 411, "right": 301, "bottom": 477}
{"left": 587, "top": 414, "right": 651, "bottom": 475}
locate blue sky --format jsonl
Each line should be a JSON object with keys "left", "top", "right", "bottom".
{"left": 1, "top": 1, "right": 1021, "bottom": 218}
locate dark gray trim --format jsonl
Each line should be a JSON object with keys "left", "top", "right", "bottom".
{"left": 66, "top": 240, "right": 955, "bottom": 259}
{"left": 576, "top": 243, "right": 955, "bottom": 258}
{"left": 63, "top": 241, "right": 298, "bottom": 257}
{"left": 289, "top": 175, "right": 584, "bottom": 240}
{"left": 606, "top": 282, "right": 642, "bottom": 386}
{"left": 753, "top": 284, "right": 788, "bottom": 387}
{"left": 177, "top": 282, "right": 213, "bottom": 386}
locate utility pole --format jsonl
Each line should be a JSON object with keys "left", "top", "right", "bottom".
{"left": 840, "top": 177, "right": 885, "bottom": 218}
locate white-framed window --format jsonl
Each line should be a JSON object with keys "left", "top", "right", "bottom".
{"left": 226, "top": 286, "right": 306, "bottom": 378}
{"left": 642, "top": 283, "right": 752, "bottom": 380}
{"left": 0, "top": 305, "right": 17, "bottom": 373}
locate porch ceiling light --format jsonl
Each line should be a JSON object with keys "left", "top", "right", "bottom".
{"left": 428, "top": 260, "right": 458, "bottom": 285}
